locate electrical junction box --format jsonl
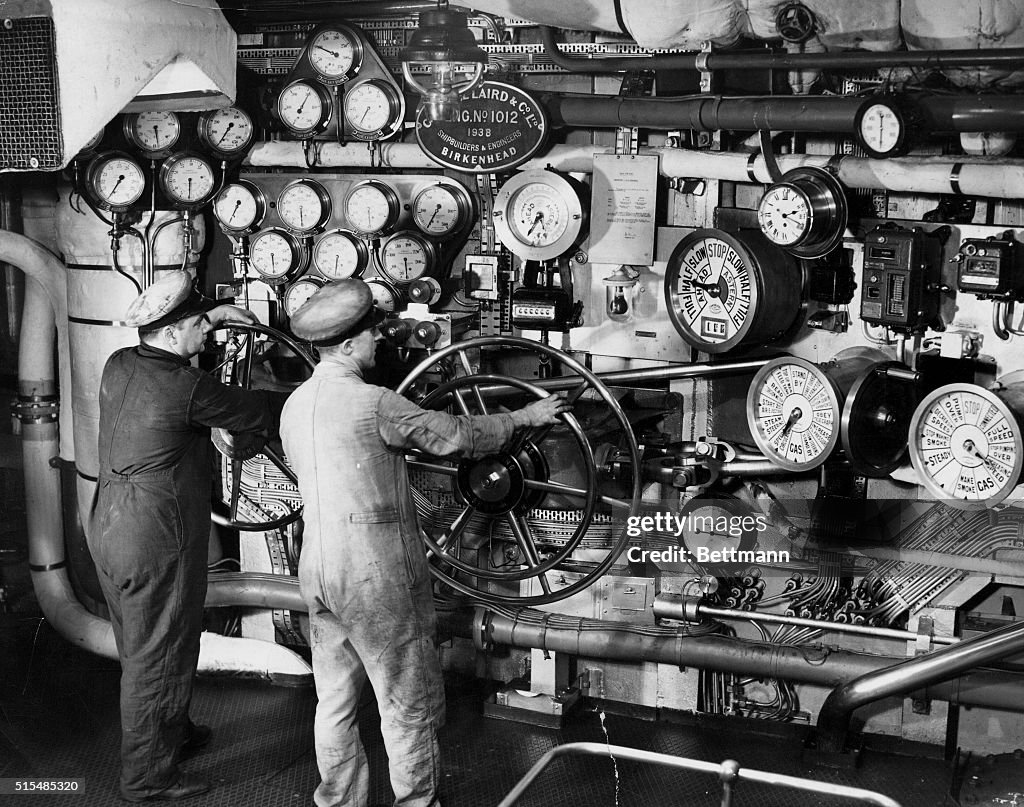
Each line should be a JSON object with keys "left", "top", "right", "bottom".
{"left": 859, "top": 225, "right": 944, "bottom": 333}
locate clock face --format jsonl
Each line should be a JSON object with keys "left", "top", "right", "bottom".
{"left": 757, "top": 184, "right": 812, "bottom": 247}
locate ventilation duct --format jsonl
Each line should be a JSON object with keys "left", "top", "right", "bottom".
{"left": 0, "top": 0, "right": 237, "bottom": 173}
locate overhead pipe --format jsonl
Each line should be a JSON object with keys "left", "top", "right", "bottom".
{"left": 226, "top": 0, "right": 436, "bottom": 23}
{"left": 816, "top": 618, "right": 1024, "bottom": 754}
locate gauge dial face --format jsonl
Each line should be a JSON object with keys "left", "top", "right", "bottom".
{"left": 909, "top": 384, "right": 1023, "bottom": 508}
{"left": 284, "top": 277, "right": 326, "bottom": 317}
{"left": 198, "top": 107, "right": 255, "bottom": 157}
{"left": 493, "top": 171, "right": 586, "bottom": 261}
{"left": 124, "top": 111, "right": 181, "bottom": 156}
{"left": 277, "top": 80, "right": 332, "bottom": 137}
{"left": 748, "top": 358, "right": 840, "bottom": 472}
{"left": 213, "top": 182, "right": 265, "bottom": 234}
{"left": 344, "top": 181, "right": 398, "bottom": 236}
{"left": 249, "top": 229, "right": 302, "bottom": 283}
{"left": 308, "top": 27, "right": 360, "bottom": 82}
{"left": 757, "top": 184, "right": 812, "bottom": 247}
{"left": 277, "top": 179, "right": 331, "bottom": 234}
{"left": 88, "top": 152, "right": 146, "bottom": 211}
{"left": 857, "top": 102, "right": 904, "bottom": 158}
{"left": 379, "top": 232, "right": 434, "bottom": 284}
{"left": 313, "top": 230, "right": 366, "bottom": 280}
{"left": 343, "top": 80, "right": 400, "bottom": 138}
{"left": 413, "top": 184, "right": 470, "bottom": 236}
{"left": 160, "top": 154, "right": 216, "bottom": 208}
{"left": 510, "top": 184, "right": 570, "bottom": 249}
{"left": 364, "top": 279, "right": 401, "bottom": 313}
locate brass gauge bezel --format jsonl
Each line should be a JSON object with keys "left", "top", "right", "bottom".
{"left": 306, "top": 24, "right": 363, "bottom": 85}
{"left": 158, "top": 152, "right": 218, "bottom": 210}
{"left": 248, "top": 228, "right": 306, "bottom": 285}
{"left": 378, "top": 231, "right": 438, "bottom": 285}
{"left": 277, "top": 80, "right": 334, "bottom": 139}
{"left": 213, "top": 180, "right": 267, "bottom": 236}
{"left": 343, "top": 180, "right": 400, "bottom": 237}
{"left": 412, "top": 182, "right": 474, "bottom": 237}
{"left": 85, "top": 150, "right": 147, "bottom": 213}
{"left": 342, "top": 78, "right": 405, "bottom": 141}
{"left": 276, "top": 178, "right": 332, "bottom": 235}
{"left": 122, "top": 111, "right": 181, "bottom": 158}
{"left": 197, "top": 106, "right": 255, "bottom": 159}
{"left": 312, "top": 229, "right": 369, "bottom": 280}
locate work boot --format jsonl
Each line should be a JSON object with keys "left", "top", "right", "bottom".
{"left": 121, "top": 773, "right": 211, "bottom": 802}
{"left": 176, "top": 723, "right": 212, "bottom": 763}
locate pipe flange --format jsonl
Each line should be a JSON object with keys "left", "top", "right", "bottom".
{"left": 12, "top": 394, "right": 59, "bottom": 424}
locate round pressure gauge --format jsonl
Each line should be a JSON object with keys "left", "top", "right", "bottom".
{"left": 364, "top": 278, "right": 402, "bottom": 313}
{"left": 379, "top": 231, "right": 437, "bottom": 285}
{"left": 664, "top": 229, "right": 802, "bottom": 354}
{"left": 85, "top": 151, "right": 147, "bottom": 212}
{"left": 76, "top": 127, "right": 105, "bottom": 159}
{"left": 412, "top": 182, "right": 474, "bottom": 236}
{"left": 344, "top": 180, "right": 400, "bottom": 236}
{"left": 313, "top": 230, "right": 368, "bottom": 280}
{"left": 277, "top": 80, "right": 333, "bottom": 138}
{"left": 277, "top": 179, "right": 332, "bottom": 235}
{"left": 307, "top": 25, "right": 361, "bottom": 84}
{"left": 679, "top": 495, "right": 759, "bottom": 565}
{"left": 248, "top": 228, "right": 305, "bottom": 284}
{"left": 757, "top": 166, "right": 848, "bottom": 259}
{"left": 493, "top": 170, "right": 588, "bottom": 261}
{"left": 343, "top": 79, "right": 404, "bottom": 140}
{"left": 854, "top": 97, "right": 908, "bottom": 159}
{"left": 197, "top": 106, "right": 255, "bottom": 158}
{"left": 747, "top": 356, "right": 842, "bottom": 472}
{"left": 213, "top": 180, "right": 266, "bottom": 235}
{"left": 283, "top": 276, "right": 326, "bottom": 317}
{"left": 123, "top": 111, "right": 181, "bottom": 158}
{"left": 158, "top": 152, "right": 217, "bottom": 209}
{"left": 908, "top": 383, "right": 1024, "bottom": 508}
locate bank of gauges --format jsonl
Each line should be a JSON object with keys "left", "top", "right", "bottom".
{"left": 493, "top": 170, "right": 588, "bottom": 261}
{"left": 747, "top": 350, "right": 920, "bottom": 475}
{"left": 756, "top": 167, "right": 848, "bottom": 259}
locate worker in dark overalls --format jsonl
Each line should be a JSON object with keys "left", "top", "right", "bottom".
{"left": 88, "top": 271, "right": 287, "bottom": 802}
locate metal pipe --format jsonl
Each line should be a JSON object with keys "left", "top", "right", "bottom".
{"left": 918, "top": 94, "right": 1024, "bottom": 133}
{"left": 226, "top": 0, "right": 436, "bottom": 22}
{"left": 816, "top": 618, "right": 1024, "bottom": 753}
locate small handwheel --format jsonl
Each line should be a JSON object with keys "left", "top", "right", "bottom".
{"left": 211, "top": 322, "right": 315, "bottom": 531}
{"left": 396, "top": 336, "right": 643, "bottom": 606}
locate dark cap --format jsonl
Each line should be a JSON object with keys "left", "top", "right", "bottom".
{"left": 289, "top": 278, "right": 387, "bottom": 346}
{"left": 124, "top": 271, "right": 218, "bottom": 332}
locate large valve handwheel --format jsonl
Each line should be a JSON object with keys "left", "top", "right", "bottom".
{"left": 396, "top": 336, "right": 643, "bottom": 605}
{"left": 211, "top": 321, "right": 315, "bottom": 531}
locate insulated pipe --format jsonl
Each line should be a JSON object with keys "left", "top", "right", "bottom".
{"left": 816, "top": 618, "right": 1024, "bottom": 754}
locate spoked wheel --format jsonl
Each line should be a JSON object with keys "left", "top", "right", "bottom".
{"left": 396, "top": 336, "right": 642, "bottom": 606}
{"left": 211, "top": 322, "right": 315, "bottom": 531}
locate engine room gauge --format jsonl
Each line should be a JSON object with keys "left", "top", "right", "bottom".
{"left": 344, "top": 180, "right": 400, "bottom": 236}
{"left": 277, "top": 80, "right": 333, "bottom": 139}
{"left": 908, "top": 383, "right": 1024, "bottom": 508}
{"left": 76, "top": 127, "right": 105, "bottom": 159}
{"left": 854, "top": 97, "right": 908, "bottom": 159}
{"left": 747, "top": 356, "right": 843, "bottom": 472}
{"left": 158, "top": 152, "right": 217, "bottom": 210}
{"left": 412, "top": 182, "right": 473, "bottom": 236}
{"left": 123, "top": 111, "right": 181, "bottom": 158}
{"left": 276, "top": 179, "right": 332, "bottom": 235}
{"left": 378, "top": 231, "right": 437, "bottom": 285}
{"left": 248, "top": 228, "right": 305, "bottom": 285}
{"left": 197, "top": 106, "right": 255, "bottom": 158}
{"left": 664, "top": 228, "right": 802, "bottom": 354}
{"left": 493, "top": 170, "right": 587, "bottom": 261}
{"left": 756, "top": 166, "right": 848, "bottom": 259}
{"left": 364, "top": 278, "right": 402, "bottom": 313}
{"left": 283, "top": 276, "right": 326, "bottom": 317}
{"left": 342, "top": 79, "right": 404, "bottom": 140}
{"left": 313, "top": 230, "right": 368, "bottom": 280}
{"left": 85, "top": 151, "right": 147, "bottom": 212}
{"left": 213, "top": 181, "right": 266, "bottom": 235}
{"left": 306, "top": 24, "right": 362, "bottom": 84}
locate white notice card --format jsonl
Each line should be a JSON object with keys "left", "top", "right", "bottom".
{"left": 587, "top": 153, "right": 659, "bottom": 266}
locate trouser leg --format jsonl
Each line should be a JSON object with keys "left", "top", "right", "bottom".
{"left": 309, "top": 607, "right": 370, "bottom": 807}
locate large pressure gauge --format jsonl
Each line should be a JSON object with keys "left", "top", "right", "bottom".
{"left": 664, "top": 229, "right": 802, "bottom": 354}
{"left": 493, "top": 170, "right": 587, "bottom": 261}
{"left": 756, "top": 166, "right": 848, "bottom": 259}
{"left": 379, "top": 232, "right": 437, "bottom": 284}
{"left": 158, "top": 152, "right": 217, "bottom": 210}
{"left": 307, "top": 25, "right": 361, "bottom": 84}
{"left": 364, "top": 278, "right": 402, "bottom": 312}
{"left": 197, "top": 106, "right": 255, "bottom": 158}
{"left": 85, "top": 151, "right": 147, "bottom": 212}
{"left": 854, "top": 97, "right": 908, "bottom": 159}
{"left": 248, "top": 228, "right": 305, "bottom": 284}
{"left": 908, "top": 383, "right": 1024, "bottom": 508}
{"left": 277, "top": 80, "right": 333, "bottom": 138}
{"left": 277, "top": 179, "right": 332, "bottom": 235}
{"left": 343, "top": 79, "right": 404, "bottom": 141}
{"left": 283, "top": 276, "right": 326, "bottom": 317}
{"left": 344, "top": 180, "right": 400, "bottom": 236}
{"left": 123, "top": 111, "right": 181, "bottom": 158}
{"left": 412, "top": 182, "right": 474, "bottom": 236}
{"left": 213, "top": 181, "right": 266, "bottom": 235}
{"left": 313, "top": 230, "right": 368, "bottom": 280}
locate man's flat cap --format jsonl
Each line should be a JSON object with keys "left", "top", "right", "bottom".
{"left": 289, "top": 279, "right": 387, "bottom": 345}
{"left": 124, "top": 271, "right": 218, "bottom": 332}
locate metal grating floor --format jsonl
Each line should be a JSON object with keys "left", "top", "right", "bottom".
{"left": 0, "top": 617, "right": 958, "bottom": 807}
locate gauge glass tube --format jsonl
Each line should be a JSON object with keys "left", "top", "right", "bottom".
{"left": 343, "top": 80, "right": 399, "bottom": 136}
{"left": 198, "top": 107, "right": 255, "bottom": 157}
{"left": 380, "top": 233, "right": 434, "bottom": 284}
{"left": 89, "top": 153, "right": 146, "bottom": 211}
{"left": 124, "top": 111, "right": 181, "bottom": 156}
{"left": 160, "top": 154, "right": 216, "bottom": 208}
{"left": 277, "top": 180, "right": 331, "bottom": 234}
{"left": 213, "top": 182, "right": 265, "bottom": 234}
{"left": 308, "top": 27, "right": 360, "bottom": 81}
{"left": 313, "top": 231, "right": 366, "bottom": 280}
{"left": 284, "top": 277, "right": 326, "bottom": 317}
{"left": 277, "top": 81, "right": 332, "bottom": 137}
{"left": 412, "top": 184, "right": 468, "bottom": 236}
{"left": 344, "top": 181, "right": 398, "bottom": 236}
{"left": 249, "top": 229, "right": 301, "bottom": 282}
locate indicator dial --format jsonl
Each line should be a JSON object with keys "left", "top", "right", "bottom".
{"left": 364, "top": 278, "right": 402, "bottom": 313}
{"left": 213, "top": 181, "right": 266, "bottom": 235}
{"left": 307, "top": 26, "right": 361, "bottom": 83}
{"left": 747, "top": 357, "right": 841, "bottom": 472}
{"left": 909, "top": 383, "right": 1024, "bottom": 508}
{"left": 277, "top": 80, "right": 333, "bottom": 138}
{"left": 379, "top": 232, "right": 437, "bottom": 284}
{"left": 123, "top": 111, "right": 181, "bottom": 157}
{"left": 412, "top": 183, "right": 473, "bottom": 236}
{"left": 493, "top": 170, "right": 587, "bottom": 261}
{"left": 758, "top": 185, "right": 811, "bottom": 247}
{"left": 757, "top": 167, "right": 848, "bottom": 258}
{"left": 343, "top": 79, "right": 403, "bottom": 140}
{"left": 197, "top": 106, "right": 255, "bottom": 158}
{"left": 277, "top": 179, "right": 331, "bottom": 234}
{"left": 855, "top": 98, "right": 907, "bottom": 159}
{"left": 85, "top": 151, "right": 147, "bottom": 212}
{"left": 313, "top": 230, "right": 368, "bottom": 280}
{"left": 284, "top": 276, "right": 326, "bottom": 317}
{"left": 344, "top": 180, "right": 399, "bottom": 236}
{"left": 248, "top": 228, "right": 304, "bottom": 284}
{"left": 158, "top": 152, "right": 217, "bottom": 209}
